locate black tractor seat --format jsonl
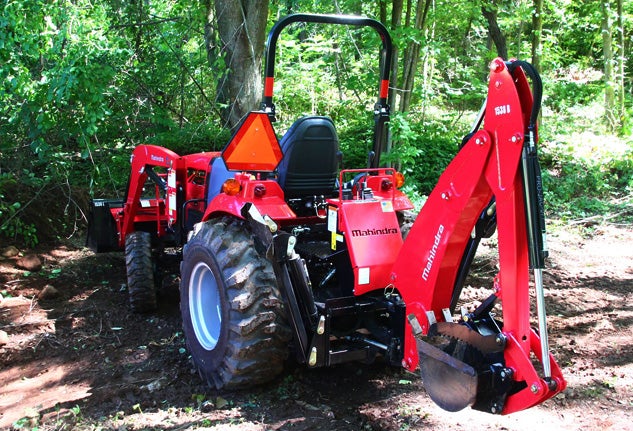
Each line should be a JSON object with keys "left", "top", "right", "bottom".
{"left": 277, "top": 116, "right": 340, "bottom": 216}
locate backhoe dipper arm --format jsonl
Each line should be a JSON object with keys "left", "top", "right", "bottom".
{"left": 391, "top": 59, "right": 566, "bottom": 414}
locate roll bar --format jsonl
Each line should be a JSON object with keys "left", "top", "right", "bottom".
{"left": 261, "top": 13, "right": 394, "bottom": 168}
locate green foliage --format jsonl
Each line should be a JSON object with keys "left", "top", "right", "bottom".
{"left": 543, "top": 65, "right": 606, "bottom": 118}
{"left": 1, "top": 1, "right": 119, "bottom": 157}
{"left": 0, "top": 0, "right": 631, "bottom": 245}
{"left": 540, "top": 131, "right": 633, "bottom": 221}
{"left": 0, "top": 0, "right": 220, "bottom": 242}
{"left": 336, "top": 110, "right": 376, "bottom": 169}
{"left": 387, "top": 112, "right": 425, "bottom": 169}
{"left": 438, "top": 60, "right": 489, "bottom": 112}
{"left": 0, "top": 203, "right": 39, "bottom": 248}
{"left": 147, "top": 122, "right": 232, "bottom": 156}
{"left": 272, "top": 23, "right": 382, "bottom": 123}
{"left": 547, "top": 80, "right": 603, "bottom": 113}
{"left": 384, "top": 112, "right": 462, "bottom": 194}
{"left": 0, "top": 173, "right": 40, "bottom": 247}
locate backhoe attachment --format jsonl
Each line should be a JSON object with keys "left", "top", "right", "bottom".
{"left": 393, "top": 59, "right": 566, "bottom": 414}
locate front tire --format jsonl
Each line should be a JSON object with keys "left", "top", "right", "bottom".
{"left": 125, "top": 231, "right": 158, "bottom": 313}
{"left": 180, "top": 217, "right": 291, "bottom": 389}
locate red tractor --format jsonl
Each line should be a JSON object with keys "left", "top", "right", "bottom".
{"left": 87, "top": 14, "right": 566, "bottom": 414}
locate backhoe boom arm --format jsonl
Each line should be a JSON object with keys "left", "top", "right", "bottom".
{"left": 392, "top": 59, "right": 566, "bottom": 414}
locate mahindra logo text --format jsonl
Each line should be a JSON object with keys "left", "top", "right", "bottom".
{"left": 422, "top": 224, "right": 445, "bottom": 281}
{"left": 351, "top": 227, "right": 398, "bottom": 237}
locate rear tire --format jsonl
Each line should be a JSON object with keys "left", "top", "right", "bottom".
{"left": 398, "top": 209, "right": 417, "bottom": 240}
{"left": 125, "top": 231, "right": 158, "bottom": 313}
{"left": 180, "top": 217, "right": 291, "bottom": 389}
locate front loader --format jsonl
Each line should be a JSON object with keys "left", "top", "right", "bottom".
{"left": 86, "top": 145, "right": 221, "bottom": 311}
{"left": 89, "top": 13, "right": 566, "bottom": 415}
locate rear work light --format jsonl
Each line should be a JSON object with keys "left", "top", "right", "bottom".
{"left": 254, "top": 184, "right": 266, "bottom": 197}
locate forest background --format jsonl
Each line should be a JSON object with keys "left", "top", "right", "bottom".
{"left": 1, "top": 0, "right": 632, "bottom": 246}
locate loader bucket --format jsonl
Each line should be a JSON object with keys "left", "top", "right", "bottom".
{"left": 86, "top": 199, "right": 123, "bottom": 252}
{"left": 416, "top": 337, "right": 477, "bottom": 412}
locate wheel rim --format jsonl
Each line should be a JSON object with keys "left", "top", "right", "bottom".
{"left": 189, "top": 261, "right": 222, "bottom": 350}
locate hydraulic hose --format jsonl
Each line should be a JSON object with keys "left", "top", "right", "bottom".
{"left": 506, "top": 60, "right": 542, "bottom": 129}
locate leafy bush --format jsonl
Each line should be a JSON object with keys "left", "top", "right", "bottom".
{"left": 147, "top": 122, "right": 232, "bottom": 155}
{"left": 0, "top": 173, "right": 40, "bottom": 247}
{"left": 336, "top": 111, "right": 376, "bottom": 169}
{"left": 540, "top": 131, "right": 633, "bottom": 221}
{"left": 546, "top": 80, "right": 603, "bottom": 113}
{"left": 383, "top": 112, "right": 462, "bottom": 195}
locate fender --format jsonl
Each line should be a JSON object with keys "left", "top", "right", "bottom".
{"left": 202, "top": 176, "right": 296, "bottom": 221}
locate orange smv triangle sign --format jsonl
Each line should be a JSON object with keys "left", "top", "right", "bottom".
{"left": 222, "top": 112, "right": 283, "bottom": 172}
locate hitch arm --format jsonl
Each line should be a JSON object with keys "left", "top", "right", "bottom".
{"left": 240, "top": 203, "right": 313, "bottom": 364}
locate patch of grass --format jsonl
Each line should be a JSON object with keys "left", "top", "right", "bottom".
{"left": 396, "top": 404, "right": 430, "bottom": 430}
{"left": 275, "top": 375, "right": 300, "bottom": 401}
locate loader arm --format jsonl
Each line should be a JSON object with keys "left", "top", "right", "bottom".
{"left": 392, "top": 59, "right": 566, "bottom": 414}
{"left": 118, "top": 145, "right": 183, "bottom": 247}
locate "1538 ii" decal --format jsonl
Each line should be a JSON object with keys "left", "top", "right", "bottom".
{"left": 494, "top": 104, "right": 511, "bottom": 116}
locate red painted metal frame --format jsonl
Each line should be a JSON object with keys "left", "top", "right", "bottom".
{"left": 113, "top": 145, "right": 218, "bottom": 247}
{"left": 392, "top": 59, "right": 566, "bottom": 413}
{"left": 335, "top": 168, "right": 415, "bottom": 213}
{"left": 323, "top": 168, "right": 414, "bottom": 294}
{"left": 332, "top": 199, "right": 403, "bottom": 295}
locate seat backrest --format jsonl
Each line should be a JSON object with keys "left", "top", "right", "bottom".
{"left": 277, "top": 116, "right": 339, "bottom": 198}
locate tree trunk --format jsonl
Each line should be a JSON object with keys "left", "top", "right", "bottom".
{"left": 399, "top": 0, "right": 432, "bottom": 113}
{"left": 387, "top": 0, "right": 404, "bottom": 108}
{"left": 616, "top": 0, "right": 625, "bottom": 124}
{"left": 211, "top": 0, "right": 269, "bottom": 130}
{"left": 379, "top": 0, "right": 387, "bottom": 25}
{"left": 481, "top": 1, "right": 508, "bottom": 60}
{"left": 601, "top": 1, "right": 617, "bottom": 132}
{"left": 204, "top": 0, "right": 217, "bottom": 67}
{"left": 531, "top": 0, "right": 543, "bottom": 71}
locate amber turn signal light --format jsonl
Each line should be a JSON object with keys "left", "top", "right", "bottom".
{"left": 221, "top": 178, "right": 241, "bottom": 195}
{"left": 395, "top": 172, "right": 405, "bottom": 188}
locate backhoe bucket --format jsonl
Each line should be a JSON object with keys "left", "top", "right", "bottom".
{"left": 416, "top": 338, "right": 478, "bottom": 412}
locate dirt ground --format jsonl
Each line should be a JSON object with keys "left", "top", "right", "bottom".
{"left": 1, "top": 222, "right": 632, "bottom": 431}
